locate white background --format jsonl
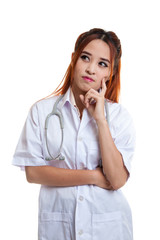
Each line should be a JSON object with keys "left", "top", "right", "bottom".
{"left": 0, "top": 0, "right": 160, "bottom": 239}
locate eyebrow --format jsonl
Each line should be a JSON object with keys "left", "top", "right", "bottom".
{"left": 81, "top": 51, "right": 111, "bottom": 64}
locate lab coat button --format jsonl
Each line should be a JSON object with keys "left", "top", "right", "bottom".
{"left": 78, "top": 137, "right": 82, "bottom": 141}
{"left": 79, "top": 196, "right": 84, "bottom": 201}
{"left": 78, "top": 229, "right": 83, "bottom": 235}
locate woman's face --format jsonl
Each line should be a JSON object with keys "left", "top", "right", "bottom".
{"left": 72, "top": 39, "right": 111, "bottom": 95}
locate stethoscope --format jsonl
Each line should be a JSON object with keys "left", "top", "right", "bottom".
{"left": 45, "top": 95, "right": 110, "bottom": 161}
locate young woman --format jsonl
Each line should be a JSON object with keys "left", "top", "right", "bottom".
{"left": 13, "top": 28, "right": 136, "bottom": 240}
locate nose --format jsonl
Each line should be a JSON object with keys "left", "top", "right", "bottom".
{"left": 85, "top": 62, "right": 96, "bottom": 75}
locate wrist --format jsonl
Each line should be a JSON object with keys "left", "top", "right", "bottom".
{"left": 91, "top": 169, "right": 99, "bottom": 185}
{"left": 96, "top": 117, "right": 107, "bottom": 127}
{"left": 79, "top": 169, "right": 97, "bottom": 186}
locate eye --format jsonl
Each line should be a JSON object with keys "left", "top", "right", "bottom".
{"left": 80, "top": 54, "right": 90, "bottom": 61}
{"left": 99, "top": 61, "right": 108, "bottom": 67}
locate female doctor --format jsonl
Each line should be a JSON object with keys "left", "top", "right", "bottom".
{"left": 13, "top": 28, "right": 136, "bottom": 240}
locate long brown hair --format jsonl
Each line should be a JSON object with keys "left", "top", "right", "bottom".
{"left": 50, "top": 28, "right": 122, "bottom": 103}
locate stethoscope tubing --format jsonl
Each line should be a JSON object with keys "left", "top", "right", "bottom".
{"left": 45, "top": 95, "right": 64, "bottom": 161}
{"left": 45, "top": 95, "right": 109, "bottom": 161}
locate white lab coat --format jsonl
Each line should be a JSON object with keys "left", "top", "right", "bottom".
{"left": 13, "top": 87, "right": 136, "bottom": 240}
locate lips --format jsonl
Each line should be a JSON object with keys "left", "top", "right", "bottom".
{"left": 82, "top": 76, "right": 94, "bottom": 82}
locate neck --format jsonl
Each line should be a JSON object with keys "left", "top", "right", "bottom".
{"left": 71, "top": 87, "right": 85, "bottom": 117}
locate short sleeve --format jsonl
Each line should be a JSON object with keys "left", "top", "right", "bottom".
{"left": 12, "top": 103, "right": 46, "bottom": 170}
{"left": 111, "top": 105, "right": 136, "bottom": 174}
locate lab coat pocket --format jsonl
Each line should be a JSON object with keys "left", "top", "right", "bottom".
{"left": 39, "top": 212, "right": 72, "bottom": 240}
{"left": 92, "top": 211, "right": 123, "bottom": 240}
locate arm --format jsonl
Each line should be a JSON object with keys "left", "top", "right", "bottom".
{"left": 25, "top": 166, "right": 114, "bottom": 190}
{"left": 80, "top": 79, "right": 128, "bottom": 190}
{"left": 96, "top": 118, "right": 128, "bottom": 190}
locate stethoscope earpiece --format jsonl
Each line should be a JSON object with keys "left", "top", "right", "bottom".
{"left": 59, "top": 155, "right": 65, "bottom": 161}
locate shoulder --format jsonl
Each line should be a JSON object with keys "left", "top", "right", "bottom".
{"left": 28, "top": 95, "right": 60, "bottom": 122}
{"left": 107, "top": 100, "right": 135, "bottom": 132}
{"left": 31, "top": 95, "right": 60, "bottom": 112}
{"left": 35, "top": 95, "right": 59, "bottom": 109}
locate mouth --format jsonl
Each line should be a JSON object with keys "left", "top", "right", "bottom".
{"left": 82, "top": 76, "right": 94, "bottom": 82}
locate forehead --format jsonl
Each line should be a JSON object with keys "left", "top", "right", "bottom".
{"left": 82, "top": 39, "right": 110, "bottom": 59}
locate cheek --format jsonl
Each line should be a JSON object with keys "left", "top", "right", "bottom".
{"left": 74, "top": 65, "right": 82, "bottom": 78}
{"left": 101, "top": 69, "right": 110, "bottom": 79}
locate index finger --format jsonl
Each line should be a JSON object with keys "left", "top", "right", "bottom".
{"left": 101, "top": 78, "right": 107, "bottom": 96}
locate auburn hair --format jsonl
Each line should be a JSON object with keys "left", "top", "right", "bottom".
{"left": 50, "top": 28, "right": 122, "bottom": 103}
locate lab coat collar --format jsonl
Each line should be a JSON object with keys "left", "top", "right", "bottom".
{"left": 58, "top": 87, "right": 72, "bottom": 109}
{"left": 58, "top": 87, "right": 95, "bottom": 130}
{"left": 58, "top": 87, "right": 80, "bottom": 114}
